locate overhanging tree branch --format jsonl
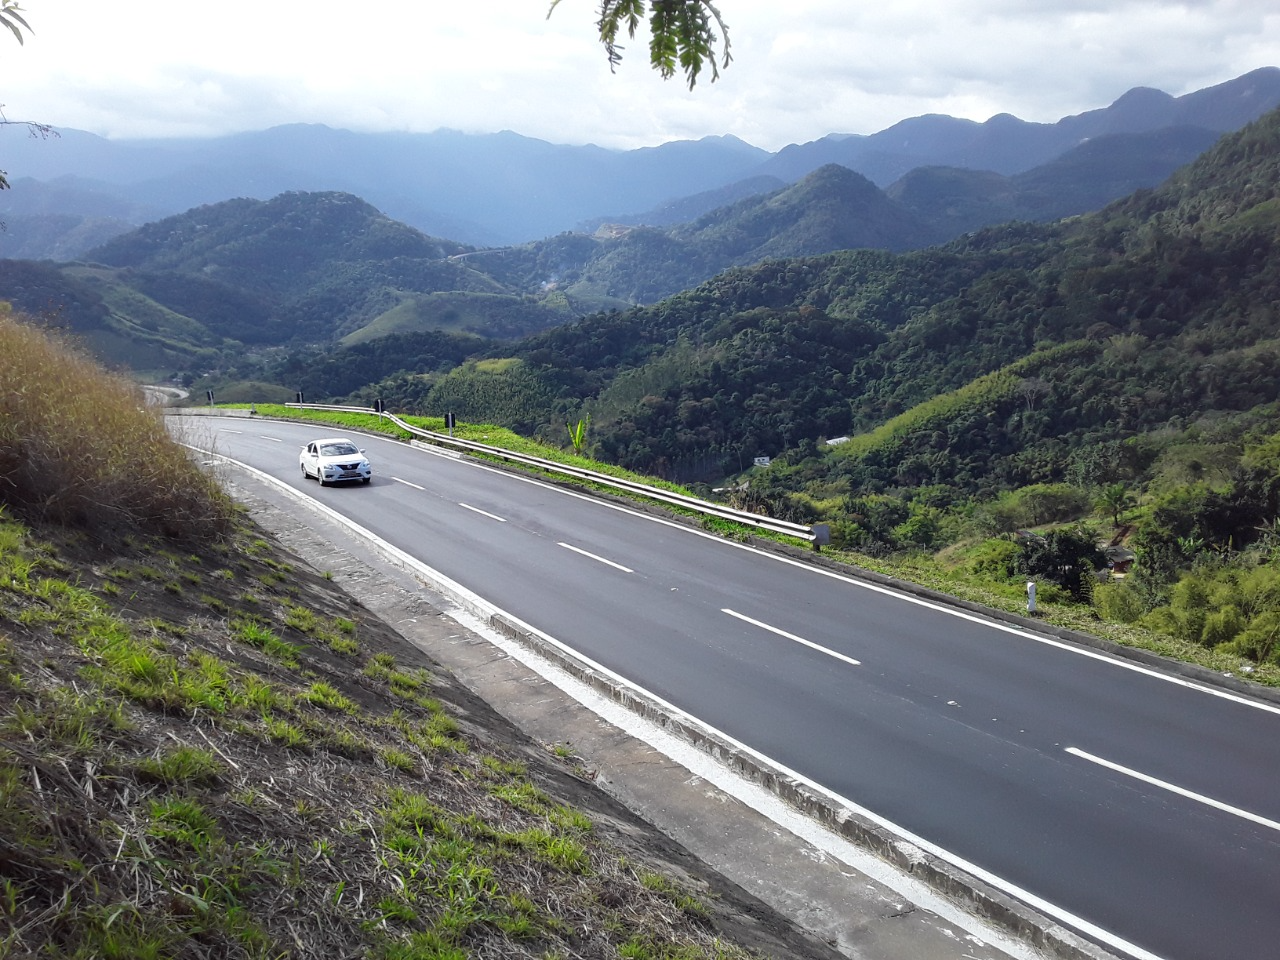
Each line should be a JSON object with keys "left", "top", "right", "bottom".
{"left": 0, "top": 1, "right": 42, "bottom": 191}
{"left": 0, "top": 0, "right": 31, "bottom": 45}
{"left": 549, "top": 0, "right": 732, "bottom": 88}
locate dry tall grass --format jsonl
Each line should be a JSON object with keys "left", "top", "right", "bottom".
{"left": 0, "top": 305, "right": 233, "bottom": 539}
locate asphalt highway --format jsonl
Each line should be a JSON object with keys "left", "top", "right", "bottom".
{"left": 178, "top": 417, "right": 1280, "bottom": 960}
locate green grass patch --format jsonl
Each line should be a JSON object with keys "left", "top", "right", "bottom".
{"left": 230, "top": 618, "right": 300, "bottom": 667}
{"left": 135, "top": 745, "right": 224, "bottom": 787}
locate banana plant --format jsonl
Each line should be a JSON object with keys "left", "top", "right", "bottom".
{"left": 566, "top": 414, "right": 590, "bottom": 455}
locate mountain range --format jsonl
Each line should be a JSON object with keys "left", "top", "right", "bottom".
{"left": 0, "top": 134, "right": 1220, "bottom": 376}
{"left": 409, "top": 101, "right": 1280, "bottom": 502}
{"left": 2, "top": 67, "right": 1277, "bottom": 259}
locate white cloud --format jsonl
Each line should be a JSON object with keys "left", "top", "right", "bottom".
{"left": 1, "top": 0, "right": 1277, "bottom": 150}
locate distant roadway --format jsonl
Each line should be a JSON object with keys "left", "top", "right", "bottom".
{"left": 175, "top": 416, "right": 1280, "bottom": 960}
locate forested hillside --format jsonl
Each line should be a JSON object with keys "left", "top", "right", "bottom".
{"left": 465, "top": 135, "right": 1223, "bottom": 307}
{"left": 886, "top": 125, "right": 1224, "bottom": 238}
{"left": 442, "top": 106, "right": 1279, "bottom": 488}
{"left": 0, "top": 111, "right": 1240, "bottom": 384}
{"left": 0, "top": 193, "right": 581, "bottom": 378}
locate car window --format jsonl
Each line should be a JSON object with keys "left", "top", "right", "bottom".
{"left": 321, "top": 443, "right": 359, "bottom": 456}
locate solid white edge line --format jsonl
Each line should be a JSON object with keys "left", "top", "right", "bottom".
{"left": 557, "top": 541, "right": 633, "bottom": 573}
{"left": 187, "top": 437, "right": 1168, "bottom": 960}
{"left": 1067, "top": 747, "right": 1280, "bottom": 833}
{"left": 447, "top": 448, "right": 1280, "bottom": 719}
{"left": 458, "top": 502, "right": 507, "bottom": 522}
{"left": 392, "top": 477, "right": 424, "bottom": 491}
{"left": 723, "top": 608, "right": 862, "bottom": 666}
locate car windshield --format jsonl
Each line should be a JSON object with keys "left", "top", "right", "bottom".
{"left": 320, "top": 442, "right": 359, "bottom": 457}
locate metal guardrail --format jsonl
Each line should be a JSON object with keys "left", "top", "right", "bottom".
{"left": 284, "top": 403, "right": 829, "bottom": 546}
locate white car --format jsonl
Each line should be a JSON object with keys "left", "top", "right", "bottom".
{"left": 299, "top": 437, "right": 372, "bottom": 485}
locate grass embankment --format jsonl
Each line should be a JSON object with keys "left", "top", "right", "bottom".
{"left": 2, "top": 313, "right": 821, "bottom": 959}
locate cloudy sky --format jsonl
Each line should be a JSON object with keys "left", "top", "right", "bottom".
{"left": 2, "top": 1, "right": 1278, "bottom": 152}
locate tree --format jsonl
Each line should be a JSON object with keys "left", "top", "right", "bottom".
{"left": 1095, "top": 482, "right": 1133, "bottom": 528}
{"left": 1016, "top": 376, "right": 1050, "bottom": 411}
{"left": 549, "top": 0, "right": 732, "bottom": 87}
{"left": 1017, "top": 526, "right": 1107, "bottom": 601}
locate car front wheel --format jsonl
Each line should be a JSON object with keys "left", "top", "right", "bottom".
{"left": 301, "top": 462, "right": 310, "bottom": 480}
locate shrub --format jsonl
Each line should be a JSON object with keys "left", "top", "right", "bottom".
{"left": 0, "top": 306, "right": 234, "bottom": 539}
{"left": 893, "top": 506, "right": 943, "bottom": 549}
{"left": 966, "top": 538, "right": 1021, "bottom": 581}
{"left": 1226, "top": 611, "right": 1280, "bottom": 664}
{"left": 1093, "top": 581, "right": 1146, "bottom": 623}
{"left": 1201, "top": 605, "right": 1246, "bottom": 647}
{"left": 979, "top": 483, "right": 1092, "bottom": 533}
{"left": 1142, "top": 563, "right": 1280, "bottom": 653}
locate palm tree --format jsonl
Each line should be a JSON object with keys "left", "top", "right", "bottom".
{"left": 1096, "top": 482, "right": 1134, "bottom": 528}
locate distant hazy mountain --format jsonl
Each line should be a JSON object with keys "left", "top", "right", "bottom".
{"left": 1, "top": 68, "right": 1277, "bottom": 261}
{"left": 758, "top": 67, "right": 1280, "bottom": 185}
{"left": 886, "top": 125, "right": 1225, "bottom": 236}
{"left": 576, "top": 175, "right": 787, "bottom": 232}
{"left": 675, "top": 164, "right": 930, "bottom": 261}
{"left": 502, "top": 127, "right": 1229, "bottom": 304}
{"left": 0, "top": 125, "right": 770, "bottom": 249}
{"left": 0, "top": 175, "right": 171, "bottom": 260}
{"left": 472, "top": 165, "right": 933, "bottom": 305}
